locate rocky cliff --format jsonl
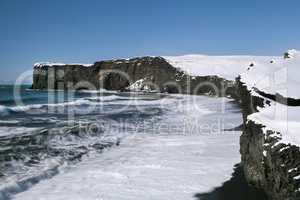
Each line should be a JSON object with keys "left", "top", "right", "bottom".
{"left": 32, "top": 57, "right": 236, "bottom": 97}
{"left": 237, "top": 77, "right": 300, "bottom": 200}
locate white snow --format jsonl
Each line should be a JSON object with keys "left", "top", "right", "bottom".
{"left": 248, "top": 101, "right": 300, "bottom": 147}
{"left": 126, "top": 79, "right": 155, "bottom": 92}
{"left": 263, "top": 150, "right": 267, "bottom": 157}
{"left": 164, "top": 54, "right": 275, "bottom": 81}
{"left": 34, "top": 62, "right": 93, "bottom": 67}
{"left": 241, "top": 50, "right": 300, "bottom": 148}
{"left": 164, "top": 50, "right": 300, "bottom": 148}
{"left": 164, "top": 50, "right": 300, "bottom": 99}
{"left": 126, "top": 78, "right": 147, "bottom": 91}
{"left": 241, "top": 49, "right": 300, "bottom": 99}
{"left": 288, "top": 168, "right": 298, "bottom": 173}
{"left": 294, "top": 175, "right": 300, "bottom": 180}
{"left": 0, "top": 126, "right": 41, "bottom": 137}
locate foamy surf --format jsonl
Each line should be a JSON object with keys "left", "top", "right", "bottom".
{"left": 0, "top": 85, "right": 243, "bottom": 200}
{"left": 10, "top": 95, "right": 242, "bottom": 200}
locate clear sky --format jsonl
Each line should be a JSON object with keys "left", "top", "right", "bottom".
{"left": 1, "top": 0, "right": 300, "bottom": 82}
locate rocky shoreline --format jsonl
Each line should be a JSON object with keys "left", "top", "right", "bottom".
{"left": 32, "top": 56, "right": 300, "bottom": 199}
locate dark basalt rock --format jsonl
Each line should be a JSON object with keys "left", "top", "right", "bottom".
{"left": 33, "top": 57, "right": 177, "bottom": 91}
{"left": 253, "top": 87, "right": 300, "bottom": 106}
{"left": 32, "top": 57, "right": 237, "bottom": 97}
{"left": 237, "top": 77, "right": 300, "bottom": 200}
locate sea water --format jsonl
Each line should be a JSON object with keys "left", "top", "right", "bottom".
{"left": 0, "top": 85, "right": 265, "bottom": 200}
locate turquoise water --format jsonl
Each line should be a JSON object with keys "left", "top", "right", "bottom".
{"left": 0, "top": 85, "right": 94, "bottom": 106}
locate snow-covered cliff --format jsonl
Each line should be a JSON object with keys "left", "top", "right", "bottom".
{"left": 32, "top": 50, "right": 300, "bottom": 199}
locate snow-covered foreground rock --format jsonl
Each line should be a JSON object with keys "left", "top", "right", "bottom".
{"left": 12, "top": 96, "right": 242, "bottom": 200}
{"left": 248, "top": 101, "right": 300, "bottom": 147}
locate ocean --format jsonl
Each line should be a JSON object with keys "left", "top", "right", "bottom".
{"left": 0, "top": 85, "right": 266, "bottom": 200}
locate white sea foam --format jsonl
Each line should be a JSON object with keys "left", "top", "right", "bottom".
{"left": 0, "top": 98, "right": 102, "bottom": 116}
{"left": 76, "top": 89, "right": 118, "bottom": 94}
{"left": 0, "top": 120, "right": 20, "bottom": 124}
{"left": 0, "top": 127, "right": 40, "bottom": 137}
{"left": 85, "top": 95, "right": 129, "bottom": 102}
{"left": 11, "top": 95, "right": 242, "bottom": 200}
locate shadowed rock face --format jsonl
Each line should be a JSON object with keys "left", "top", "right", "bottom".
{"left": 32, "top": 56, "right": 237, "bottom": 97}
{"left": 93, "top": 56, "right": 179, "bottom": 91}
{"left": 32, "top": 57, "right": 177, "bottom": 91}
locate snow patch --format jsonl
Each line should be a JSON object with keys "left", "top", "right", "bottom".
{"left": 288, "top": 168, "right": 298, "bottom": 173}
{"left": 163, "top": 54, "right": 275, "bottom": 81}
{"left": 241, "top": 49, "right": 300, "bottom": 99}
{"left": 34, "top": 62, "right": 93, "bottom": 68}
{"left": 126, "top": 78, "right": 153, "bottom": 92}
{"left": 263, "top": 150, "right": 267, "bottom": 157}
{"left": 294, "top": 175, "right": 300, "bottom": 180}
{"left": 248, "top": 101, "right": 300, "bottom": 147}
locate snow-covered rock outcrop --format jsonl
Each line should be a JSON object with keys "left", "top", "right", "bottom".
{"left": 236, "top": 50, "right": 300, "bottom": 200}
{"left": 164, "top": 51, "right": 300, "bottom": 199}
{"left": 241, "top": 49, "right": 300, "bottom": 100}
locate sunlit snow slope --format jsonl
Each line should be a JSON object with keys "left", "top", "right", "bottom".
{"left": 241, "top": 49, "right": 300, "bottom": 99}
{"left": 163, "top": 54, "right": 275, "bottom": 80}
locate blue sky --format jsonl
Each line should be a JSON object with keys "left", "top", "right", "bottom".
{"left": 1, "top": 0, "right": 300, "bottom": 82}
